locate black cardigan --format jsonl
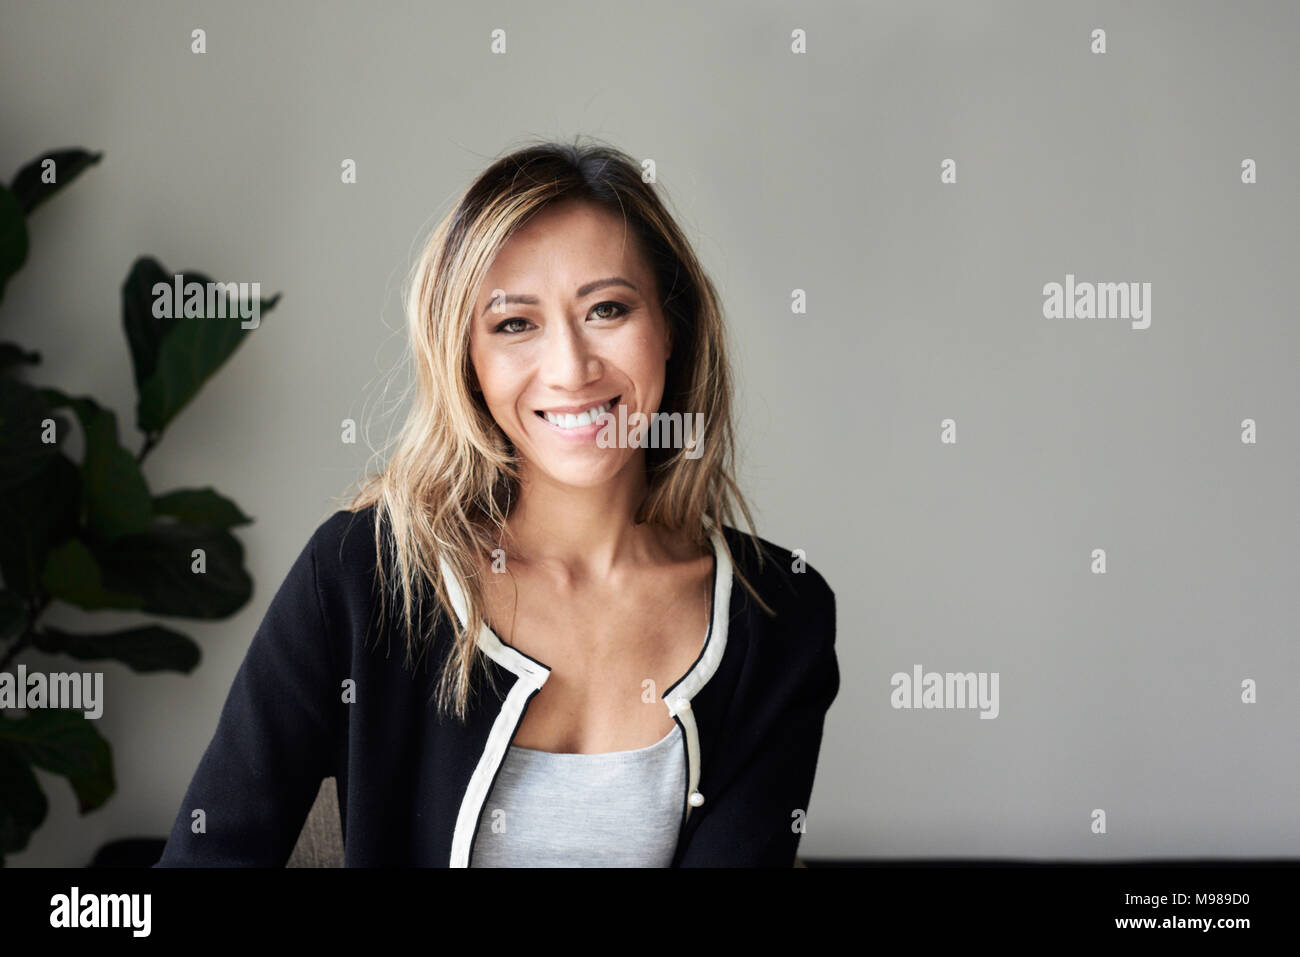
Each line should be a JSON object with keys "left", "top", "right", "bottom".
{"left": 155, "top": 506, "right": 839, "bottom": 867}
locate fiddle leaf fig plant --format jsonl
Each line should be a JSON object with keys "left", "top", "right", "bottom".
{"left": 0, "top": 147, "right": 279, "bottom": 864}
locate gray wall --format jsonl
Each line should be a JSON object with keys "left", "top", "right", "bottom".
{"left": 2, "top": 0, "right": 1296, "bottom": 865}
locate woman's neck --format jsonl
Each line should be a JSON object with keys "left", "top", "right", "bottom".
{"left": 500, "top": 461, "right": 668, "bottom": 580}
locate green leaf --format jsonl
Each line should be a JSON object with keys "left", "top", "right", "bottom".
{"left": 152, "top": 487, "right": 253, "bottom": 529}
{"left": 7, "top": 149, "right": 103, "bottom": 216}
{"left": 0, "top": 376, "right": 66, "bottom": 493}
{"left": 0, "top": 451, "right": 81, "bottom": 600}
{"left": 0, "top": 186, "right": 28, "bottom": 305}
{"left": 0, "top": 342, "right": 41, "bottom": 374}
{"left": 122, "top": 257, "right": 280, "bottom": 434}
{"left": 65, "top": 759, "right": 115, "bottom": 815}
{"left": 41, "top": 538, "right": 143, "bottom": 611}
{"left": 91, "top": 522, "right": 252, "bottom": 619}
{"left": 0, "top": 710, "right": 114, "bottom": 814}
{"left": 121, "top": 256, "right": 174, "bottom": 389}
{"left": 38, "top": 388, "right": 152, "bottom": 542}
{"left": 34, "top": 624, "right": 201, "bottom": 674}
{"left": 0, "top": 740, "right": 48, "bottom": 859}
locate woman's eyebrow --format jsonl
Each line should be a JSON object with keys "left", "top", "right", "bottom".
{"left": 480, "top": 277, "right": 639, "bottom": 317}
{"left": 576, "top": 276, "right": 638, "bottom": 297}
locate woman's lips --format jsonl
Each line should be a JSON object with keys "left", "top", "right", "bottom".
{"left": 533, "top": 394, "right": 620, "bottom": 438}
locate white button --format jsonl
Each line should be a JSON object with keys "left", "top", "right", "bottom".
{"left": 688, "top": 791, "right": 705, "bottom": 807}
{"left": 673, "top": 697, "right": 691, "bottom": 713}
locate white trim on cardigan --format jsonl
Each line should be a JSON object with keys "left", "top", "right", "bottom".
{"left": 437, "top": 523, "right": 732, "bottom": 867}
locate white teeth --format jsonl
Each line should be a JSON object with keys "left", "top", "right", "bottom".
{"left": 543, "top": 400, "right": 612, "bottom": 429}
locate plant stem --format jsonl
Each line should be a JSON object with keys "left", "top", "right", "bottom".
{"left": 137, "top": 431, "right": 158, "bottom": 464}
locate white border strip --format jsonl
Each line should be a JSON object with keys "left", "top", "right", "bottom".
{"left": 440, "top": 555, "right": 551, "bottom": 866}
{"left": 665, "top": 524, "right": 734, "bottom": 824}
{"left": 449, "top": 673, "right": 543, "bottom": 867}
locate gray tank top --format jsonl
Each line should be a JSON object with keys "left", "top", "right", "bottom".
{"left": 469, "top": 723, "right": 686, "bottom": 867}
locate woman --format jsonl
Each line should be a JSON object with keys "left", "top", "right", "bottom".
{"left": 156, "top": 138, "right": 839, "bottom": 867}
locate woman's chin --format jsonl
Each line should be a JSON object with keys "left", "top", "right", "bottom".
{"left": 542, "top": 463, "right": 623, "bottom": 490}
{"left": 518, "top": 449, "right": 632, "bottom": 490}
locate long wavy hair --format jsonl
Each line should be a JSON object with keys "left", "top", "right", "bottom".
{"left": 342, "top": 136, "right": 770, "bottom": 723}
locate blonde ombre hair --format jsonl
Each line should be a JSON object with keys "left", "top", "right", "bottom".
{"left": 343, "top": 137, "right": 770, "bottom": 723}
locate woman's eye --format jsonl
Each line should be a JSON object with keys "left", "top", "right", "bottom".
{"left": 494, "top": 317, "right": 531, "bottom": 334}
{"left": 590, "top": 301, "right": 628, "bottom": 320}
{"left": 494, "top": 303, "right": 626, "bottom": 333}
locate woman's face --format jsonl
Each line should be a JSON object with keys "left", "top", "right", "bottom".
{"left": 468, "top": 199, "right": 672, "bottom": 490}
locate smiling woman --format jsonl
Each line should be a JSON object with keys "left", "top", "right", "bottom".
{"left": 155, "top": 137, "right": 840, "bottom": 868}
{"left": 354, "top": 140, "right": 772, "bottom": 732}
{"left": 469, "top": 201, "right": 677, "bottom": 489}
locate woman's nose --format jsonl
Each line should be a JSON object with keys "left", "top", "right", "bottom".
{"left": 540, "top": 321, "right": 600, "bottom": 388}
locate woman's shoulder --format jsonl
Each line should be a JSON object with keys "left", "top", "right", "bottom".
{"left": 719, "top": 523, "right": 835, "bottom": 619}
{"left": 718, "top": 524, "right": 838, "bottom": 702}
{"left": 304, "top": 503, "right": 387, "bottom": 584}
